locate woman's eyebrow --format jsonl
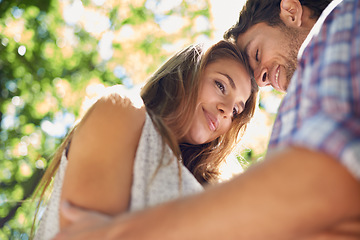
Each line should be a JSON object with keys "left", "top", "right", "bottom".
{"left": 239, "top": 101, "right": 245, "bottom": 111}
{"left": 218, "top": 72, "right": 236, "bottom": 89}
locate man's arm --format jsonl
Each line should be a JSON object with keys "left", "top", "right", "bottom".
{"left": 55, "top": 146, "right": 360, "bottom": 240}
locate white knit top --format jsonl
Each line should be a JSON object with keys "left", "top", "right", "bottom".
{"left": 34, "top": 112, "right": 204, "bottom": 240}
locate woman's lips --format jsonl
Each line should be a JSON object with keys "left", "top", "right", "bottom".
{"left": 204, "top": 109, "right": 218, "bottom": 132}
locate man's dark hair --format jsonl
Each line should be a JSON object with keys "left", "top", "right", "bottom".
{"left": 224, "top": 0, "right": 333, "bottom": 42}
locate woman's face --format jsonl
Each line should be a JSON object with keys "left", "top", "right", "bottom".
{"left": 181, "top": 58, "right": 252, "bottom": 145}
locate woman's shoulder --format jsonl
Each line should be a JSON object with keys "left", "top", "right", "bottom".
{"left": 69, "top": 85, "right": 147, "bottom": 158}
{"left": 88, "top": 85, "right": 146, "bottom": 130}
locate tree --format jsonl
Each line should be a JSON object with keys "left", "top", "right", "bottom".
{"left": 0, "top": 0, "right": 215, "bottom": 238}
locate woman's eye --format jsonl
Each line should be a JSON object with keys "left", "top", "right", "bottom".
{"left": 215, "top": 81, "right": 225, "bottom": 93}
{"left": 232, "top": 107, "right": 239, "bottom": 117}
{"left": 255, "top": 49, "right": 259, "bottom": 62}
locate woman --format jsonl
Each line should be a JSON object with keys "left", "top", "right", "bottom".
{"left": 33, "top": 40, "right": 258, "bottom": 239}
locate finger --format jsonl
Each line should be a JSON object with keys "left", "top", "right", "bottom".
{"left": 331, "top": 219, "right": 360, "bottom": 235}
{"left": 60, "top": 201, "right": 89, "bottom": 223}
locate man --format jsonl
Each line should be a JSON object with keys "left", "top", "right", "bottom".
{"left": 53, "top": 0, "right": 360, "bottom": 239}
{"left": 224, "top": 0, "right": 332, "bottom": 92}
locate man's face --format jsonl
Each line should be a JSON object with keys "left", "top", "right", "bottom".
{"left": 237, "top": 22, "right": 303, "bottom": 92}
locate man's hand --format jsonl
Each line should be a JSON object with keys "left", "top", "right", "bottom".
{"left": 300, "top": 219, "right": 360, "bottom": 240}
{"left": 52, "top": 201, "right": 113, "bottom": 240}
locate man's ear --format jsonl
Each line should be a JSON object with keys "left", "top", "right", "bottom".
{"left": 279, "top": 0, "right": 303, "bottom": 27}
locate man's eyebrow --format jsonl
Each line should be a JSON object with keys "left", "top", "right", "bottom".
{"left": 243, "top": 40, "right": 256, "bottom": 73}
{"left": 218, "top": 72, "right": 236, "bottom": 89}
{"left": 243, "top": 41, "right": 251, "bottom": 60}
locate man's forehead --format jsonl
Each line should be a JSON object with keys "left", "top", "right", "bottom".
{"left": 236, "top": 22, "right": 270, "bottom": 51}
{"left": 236, "top": 33, "right": 250, "bottom": 52}
{"left": 235, "top": 23, "right": 262, "bottom": 48}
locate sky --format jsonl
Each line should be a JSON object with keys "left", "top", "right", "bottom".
{"left": 210, "top": 0, "right": 246, "bottom": 40}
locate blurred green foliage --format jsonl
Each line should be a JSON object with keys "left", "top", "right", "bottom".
{"left": 0, "top": 0, "right": 214, "bottom": 238}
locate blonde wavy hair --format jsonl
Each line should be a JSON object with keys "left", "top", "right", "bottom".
{"left": 141, "top": 40, "right": 258, "bottom": 184}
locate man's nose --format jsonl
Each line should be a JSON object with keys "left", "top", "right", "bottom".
{"left": 255, "top": 68, "right": 269, "bottom": 87}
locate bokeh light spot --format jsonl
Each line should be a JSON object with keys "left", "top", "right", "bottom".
{"left": 18, "top": 45, "right": 26, "bottom": 56}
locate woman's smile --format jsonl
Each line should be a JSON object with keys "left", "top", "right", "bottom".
{"left": 203, "top": 108, "right": 218, "bottom": 132}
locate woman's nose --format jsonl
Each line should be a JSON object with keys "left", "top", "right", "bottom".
{"left": 217, "top": 103, "right": 232, "bottom": 118}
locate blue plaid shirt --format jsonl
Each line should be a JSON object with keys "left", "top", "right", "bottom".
{"left": 269, "top": 0, "right": 360, "bottom": 180}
